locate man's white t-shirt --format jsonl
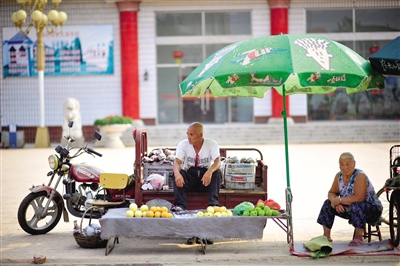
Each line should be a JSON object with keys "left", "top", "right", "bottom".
{"left": 175, "top": 138, "right": 220, "bottom": 171}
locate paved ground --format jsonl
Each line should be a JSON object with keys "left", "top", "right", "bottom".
{"left": 1, "top": 142, "right": 400, "bottom": 265}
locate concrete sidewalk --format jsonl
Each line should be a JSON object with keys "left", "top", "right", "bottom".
{"left": 1, "top": 143, "right": 399, "bottom": 265}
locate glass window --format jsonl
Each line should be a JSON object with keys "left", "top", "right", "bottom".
{"left": 307, "top": 8, "right": 400, "bottom": 33}
{"left": 156, "top": 13, "right": 201, "bottom": 36}
{"left": 355, "top": 9, "right": 400, "bottom": 32}
{"left": 205, "top": 12, "right": 251, "bottom": 35}
{"left": 306, "top": 10, "right": 353, "bottom": 33}
{"left": 157, "top": 67, "right": 180, "bottom": 124}
{"left": 156, "top": 12, "right": 253, "bottom": 124}
{"left": 231, "top": 97, "right": 253, "bottom": 122}
{"left": 157, "top": 45, "right": 202, "bottom": 64}
{"left": 355, "top": 40, "right": 392, "bottom": 59}
{"left": 205, "top": 43, "right": 232, "bottom": 58}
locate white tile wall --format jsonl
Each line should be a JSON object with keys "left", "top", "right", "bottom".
{"left": 1, "top": 0, "right": 397, "bottom": 127}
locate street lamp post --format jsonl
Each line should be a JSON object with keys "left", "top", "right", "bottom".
{"left": 11, "top": 0, "right": 67, "bottom": 147}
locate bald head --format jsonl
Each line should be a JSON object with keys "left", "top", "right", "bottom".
{"left": 186, "top": 122, "right": 204, "bottom": 146}
{"left": 189, "top": 122, "right": 203, "bottom": 134}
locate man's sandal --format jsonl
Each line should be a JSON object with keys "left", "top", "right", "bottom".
{"left": 186, "top": 237, "right": 197, "bottom": 245}
{"left": 196, "top": 238, "right": 214, "bottom": 245}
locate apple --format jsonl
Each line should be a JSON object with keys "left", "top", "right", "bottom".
{"left": 140, "top": 205, "right": 149, "bottom": 212}
{"left": 226, "top": 210, "right": 233, "bottom": 217}
{"left": 271, "top": 210, "right": 279, "bottom": 216}
{"left": 221, "top": 212, "right": 228, "bottom": 217}
{"left": 265, "top": 209, "right": 272, "bottom": 216}
{"left": 205, "top": 212, "right": 213, "bottom": 217}
{"left": 129, "top": 203, "right": 138, "bottom": 212}
{"left": 135, "top": 210, "right": 143, "bottom": 218}
{"left": 220, "top": 206, "right": 227, "bottom": 212}
{"left": 214, "top": 212, "right": 222, "bottom": 217}
{"left": 196, "top": 211, "right": 204, "bottom": 217}
{"left": 206, "top": 206, "right": 214, "bottom": 214}
{"left": 126, "top": 210, "right": 134, "bottom": 217}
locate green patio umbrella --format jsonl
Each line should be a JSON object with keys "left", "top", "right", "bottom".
{"left": 179, "top": 34, "right": 385, "bottom": 189}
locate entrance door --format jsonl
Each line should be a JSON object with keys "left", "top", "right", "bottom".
{"left": 180, "top": 67, "right": 227, "bottom": 124}
{"left": 182, "top": 93, "right": 228, "bottom": 123}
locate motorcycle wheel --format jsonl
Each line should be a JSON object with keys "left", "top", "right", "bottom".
{"left": 17, "top": 191, "right": 62, "bottom": 235}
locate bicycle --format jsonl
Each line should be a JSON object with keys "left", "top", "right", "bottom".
{"left": 377, "top": 144, "right": 400, "bottom": 247}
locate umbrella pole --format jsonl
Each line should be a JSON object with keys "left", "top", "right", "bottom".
{"left": 281, "top": 85, "right": 291, "bottom": 188}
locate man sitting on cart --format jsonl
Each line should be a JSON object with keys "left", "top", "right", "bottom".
{"left": 171, "top": 122, "right": 222, "bottom": 245}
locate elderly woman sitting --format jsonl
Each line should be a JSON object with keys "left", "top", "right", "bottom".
{"left": 317, "top": 152, "right": 383, "bottom": 246}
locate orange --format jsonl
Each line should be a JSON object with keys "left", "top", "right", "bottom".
{"left": 214, "top": 206, "right": 222, "bottom": 213}
{"left": 154, "top": 211, "right": 161, "bottom": 218}
{"left": 161, "top": 212, "right": 168, "bottom": 218}
{"left": 167, "top": 213, "right": 173, "bottom": 218}
{"left": 146, "top": 210, "right": 154, "bottom": 217}
{"left": 160, "top": 206, "right": 169, "bottom": 213}
{"left": 150, "top": 206, "right": 158, "bottom": 213}
{"left": 156, "top": 206, "right": 162, "bottom": 212}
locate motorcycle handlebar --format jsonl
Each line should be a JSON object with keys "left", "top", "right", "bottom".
{"left": 87, "top": 148, "right": 103, "bottom": 157}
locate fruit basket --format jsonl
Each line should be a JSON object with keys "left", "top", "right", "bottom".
{"left": 73, "top": 206, "right": 107, "bottom": 248}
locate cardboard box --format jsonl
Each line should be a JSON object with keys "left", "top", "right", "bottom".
{"left": 224, "top": 163, "right": 256, "bottom": 190}
{"left": 225, "top": 180, "right": 255, "bottom": 190}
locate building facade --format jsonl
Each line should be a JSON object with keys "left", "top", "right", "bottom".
{"left": 1, "top": 0, "right": 399, "bottom": 142}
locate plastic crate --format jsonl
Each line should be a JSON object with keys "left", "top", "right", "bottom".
{"left": 143, "top": 163, "right": 174, "bottom": 188}
{"left": 224, "top": 163, "right": 256, "bottom": 190}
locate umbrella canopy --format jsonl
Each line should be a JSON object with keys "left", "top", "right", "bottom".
{"left": 369, "top": 36, "right": 400, "bottom": 76}
{"left": 179, "top": 34, "right": 385, "bottom": 188}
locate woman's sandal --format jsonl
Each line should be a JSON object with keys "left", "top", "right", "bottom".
{"left": 349, "top": 238, "right": 364, "bottom": 246}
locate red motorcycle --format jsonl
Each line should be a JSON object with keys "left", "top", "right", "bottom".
{"left": 17, "top": 121, "right": 135, "bottom": 235}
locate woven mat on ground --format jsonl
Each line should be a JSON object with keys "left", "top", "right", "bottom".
{"left": 292, "top": 239, "right": 400, "bottom": 257}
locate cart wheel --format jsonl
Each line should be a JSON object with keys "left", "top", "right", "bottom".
{"left": 377, "top": 187, "right": 393, "bottom": 226}
{"left": 389, "top": 190, "right": 400, "bottom": 247}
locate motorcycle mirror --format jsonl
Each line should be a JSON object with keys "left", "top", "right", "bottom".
{"left": 68, "top": 121, "right": 74, "bottom": 128}
{"left": 93, "top": 131, "right": 102, "bottom": 141}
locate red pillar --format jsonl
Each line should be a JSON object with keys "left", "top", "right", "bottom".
{"left": 268, "top": 0, "right": 290, "bottom": 118}
{"left": 117, "top": 1, "right": 140, "bottom": 120}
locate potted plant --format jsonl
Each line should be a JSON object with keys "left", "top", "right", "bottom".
{"left": 94, "top": 115, "right": 133, "bottom": 126}
{"left": 94, "top": 116, "right": 133, "bottom": 148}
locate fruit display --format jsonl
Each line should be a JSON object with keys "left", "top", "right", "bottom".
{"left": 196, "top": 206, "right": 233, "bottom": 218}
{"left": 125, "top": 203, "right": 173, "bottom": 218}
{"left": 233, "top": 201, "right": 280, "bottom": 217}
